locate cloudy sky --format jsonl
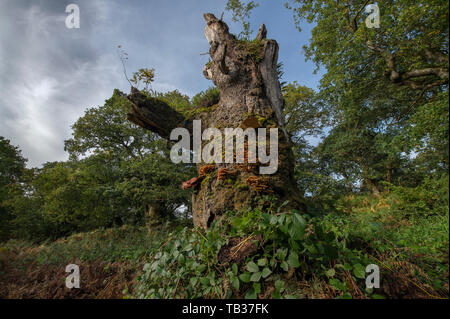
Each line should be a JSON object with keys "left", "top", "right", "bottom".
{"left": 0, "top": 0, "right": 322, "bottom": 167}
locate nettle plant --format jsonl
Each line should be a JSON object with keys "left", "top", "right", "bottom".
{"left": 132, "top": 196, "right": 374, "bottom": 299}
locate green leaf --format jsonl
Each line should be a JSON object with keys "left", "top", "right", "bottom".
{"left": 257, "top": 258, "right": 267, "bottom": 266}
{"left": 280, "top": 261, "right": 289, "bottom": 272}
{"left": 245, "top": 288, "right": 257, "bottom": 299}
{"left": 143, "top": 263, "right": 151, "bottom": 271}
{"left": 326, "top": 268, "right": 336, "bottom": 277}
{"left": 276, "top": 248, "right": 288, "bottom": 260}
{"left": 287, "top": 251, "right": 300, "bottom": 268}
{"left": 271, "top": 291, "right": 282, "bottom": 299}
{"left": 199, "top": 277, "right": 210, "bottom": 286}
{"left": 239, "top": 272, "right": 251, "bottom": 283}
{"left": 336, "top": 292, "right": 352, "bottom": 299}
{"left": 177, "top": 254, "right": 185, "bottom": 264}
{"left": 353, "top": 263, "right": 366, "bottom": 279}
{"left": 329, "top": 278, "right": 344, "bottom": 291}
{"left": 247, "top": 261, "right": 259, "bottom": 272}
{"left": 250, "top": 271, "right": 262, "bottom": 282}
{"left": 190, "top": 277, "right": 198, "bottom": 286}
{"left": 270, "top": 215, "right": 278, "bottom": 225}
{"left": 232, "top": 263, "right": 238, "bottom": 276}
{"left": 197, "top": 264, "right": 207, "bottom": 273}
{"left": 261, "top": 267, "right": 272, "bottom": 278}
{"left": 232, "top": 277, "right": 240, "bottom": 290}
{"left": 275, "top": 280, "right": 285, "bottom": 292}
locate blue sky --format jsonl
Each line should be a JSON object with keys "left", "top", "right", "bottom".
{"left": 0, "top": 0, "right": 323, "bottom": 167}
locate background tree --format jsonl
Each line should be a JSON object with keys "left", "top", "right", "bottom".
{"left": 0, "top": 137, "right": 27, "bottom": 240}
{"left": 65, "top": 89, "right": 195, "bottom": 231}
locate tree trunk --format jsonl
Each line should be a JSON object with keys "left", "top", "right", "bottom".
{"left": 145, "top": 203, "right": 164, "bottom": 234}
{"left": 127, "top": 14, "right": 306, "bottom": 229}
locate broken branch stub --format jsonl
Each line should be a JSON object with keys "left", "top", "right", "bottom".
{"left": 127, "top": 87, "right": 188, "bottom": 139}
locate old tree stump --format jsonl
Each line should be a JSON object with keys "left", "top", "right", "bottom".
{"left": 127, "top": 14, "right": 306, "bottom": 229}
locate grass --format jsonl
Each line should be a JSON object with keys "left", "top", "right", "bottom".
{"left": 328, "top": 193, "right": 449, "bottom": 294}
{"left": 0, "top": 193, "right": 448, "bottom": 299}
{"left": 1, "top": 224, "right": 176, "bottom": 269}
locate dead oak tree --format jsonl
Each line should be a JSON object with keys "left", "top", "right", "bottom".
{"left": 127, "top": 14, "right": 306, "bottom": 229}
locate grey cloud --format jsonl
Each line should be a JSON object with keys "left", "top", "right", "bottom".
{"left": 0, "top": 0, "right": 226, "bottom": 167}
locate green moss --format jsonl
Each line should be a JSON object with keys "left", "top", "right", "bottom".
{"left": 184, "top": 103, "right": 218, "bottom": 119}
{"left": 235, "top": 39, "right": 265, "bottom": 64}
{"left": 235, "top": 183, "right": 249, "bottom": 191}
{"left": 200, "top": 171, "right": 216, "bottom": 187}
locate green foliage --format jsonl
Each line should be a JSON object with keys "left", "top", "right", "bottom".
{"left": 191, "top": 87, "right": 220, "bottom": 109}
{"left": 130, "top": 68, "right": 155, "bottom": 93}
{"left": 1, "top": 89, "right": 195, "bottom": 242}
{"left": 64, "top": 89, "right": 156, "bottom": 160}
{"left": 225, "top": 0, "right": 259, "bottom": 40}
{"left": 153, "top": 89, "right": 193, "bottom": 115}
{"left": 63, "top": 89, "right": 194, "bottom": 228}
{"left": 402, "top": 91, "right": 449, "bottom": 173}
{"left": 132, "top": 188, "right": 448, "bottom": 299}
{"left": 283, "top": 82, "right": 326, "bottom": 139}
{"left": 133, "top": 197, "right": 377, "bottom": 299}
{"left": 332, "top": 190, "right": 449, "bottom": 288}
{"left": 388, "top": 175, "right": 449, "bottom": 217}
{"left": 235, "top": 38, "right": 265, "bottom": 63}
{"left": 286, "top": 0, "right": 449, "bottom": 193}
{"left": 3, "top": 224, "right": 170, "bottom": 266}
{"left": 0, "top": 137, "right": 27, "bottom": 186}
{"left": 0, "top": 137, "right": 27, "bottom": 241}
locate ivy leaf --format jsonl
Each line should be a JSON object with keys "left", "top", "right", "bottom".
{"left": 250, "top": 271, "right": 262, "bottom": 282}
{"left": 247, "top": 261, "right": 259, "bottom": 272}
{"left": 177, "top": 254, "right": 185, "bottom": 264}
{"left": 232, "top": 277, "right": 240, "bottom": 290}
{"left": 239, "top": 272, "right": 251, "bottom": 283}
{"left": 353, "top": 263, "right": 366, "bottom": 279}
{"left": 257, "top": 258, "right": 268, "bottom": 266}
{"left": 245, "top": 288, "right": 257, "bottom": 299}
{"left": 261, "top": 267, "right": 272, "bottom": 278}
